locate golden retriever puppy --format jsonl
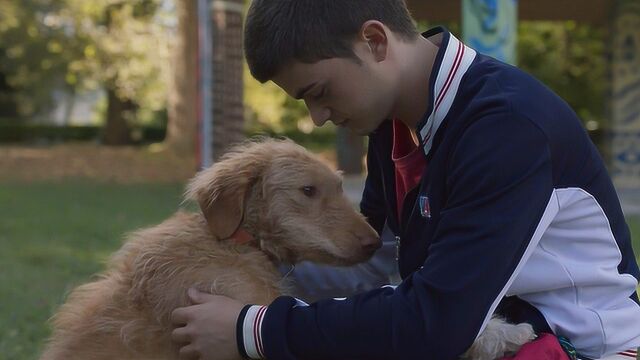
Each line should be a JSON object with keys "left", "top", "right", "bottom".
{"left": 40, "top": 138, "right": 380, "bottom": 360}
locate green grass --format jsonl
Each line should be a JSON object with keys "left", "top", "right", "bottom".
{"left": 1, "top": 182, "right": 639, "bottom": 359}
{"left": 0, "top": 181, "right": 184, "bottom": 359}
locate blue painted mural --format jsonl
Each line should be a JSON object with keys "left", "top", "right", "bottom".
{"left": 462, "top": 0, "right": 518, "bottom": 64}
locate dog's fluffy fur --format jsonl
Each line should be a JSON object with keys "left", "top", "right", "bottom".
{"left": 40, "top": 138, "right": 535, "bottom": 360}
{"left": 465, "top": 317, "right": 536, "bottom": 360}
{"left": 40, "top": 139, "right": 380, "bottom": 360}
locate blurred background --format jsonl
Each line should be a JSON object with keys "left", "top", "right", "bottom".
{"left": 1, "top": 0, "right": 640, "bottom": 358}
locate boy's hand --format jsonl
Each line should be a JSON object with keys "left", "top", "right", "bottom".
{"left": 171, "top": 288, "right": 245, "bottom": 360}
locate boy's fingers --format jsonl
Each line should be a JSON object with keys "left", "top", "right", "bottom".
{"left": 171, "top": 326, "right": 191, "bottom": 344}
{"left": 187, "top": 288, "right": 218, "bottom": 304}
{"left": 171, "top": 307, "right": 190, "bottom": 326}
{"left": 178, "top": 344, "right": 200, "bottom": 359}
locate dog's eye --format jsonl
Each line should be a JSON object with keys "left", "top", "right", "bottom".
{"left": 301, "top": 185, "right": 317, "bottom": 197}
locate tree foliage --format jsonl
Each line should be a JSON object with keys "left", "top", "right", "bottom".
{"left": 64, "top": 0, "right": 171, "bottom": 114}
{"left": 518, "top": 21, "right": 606, "bottom": 129}
{"left": 0, "top": 0, "right": 172, "bottom": 122}
{"left": 0, "top": 0, "right": 78, "bottom": 117}
{"left": 0, "top": 1, "right": 610, "bottom": 141}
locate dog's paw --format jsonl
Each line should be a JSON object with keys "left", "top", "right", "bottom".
{"left": 462, "top": 317, "right": 536, "bottom": 360}
{"left": 501, "top": 322, "right": 537, "bottom": 355}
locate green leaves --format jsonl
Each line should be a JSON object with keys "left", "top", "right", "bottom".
{"left": 0, "top": 0, "right": 171, "bottom": 121}
{"left": 518, "top": 21, "right": 606, "bottom": 129}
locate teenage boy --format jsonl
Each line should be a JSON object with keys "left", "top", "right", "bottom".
{"left": 170, "top": 1, "right": 640, "bottom": 359}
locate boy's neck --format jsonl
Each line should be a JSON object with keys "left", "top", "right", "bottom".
{"left": 393, "top": 34, "right": 440, "bottom": 132}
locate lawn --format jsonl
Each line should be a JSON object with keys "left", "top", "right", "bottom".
{"left": 0, "top": 182, "right": 185, "bottom": 359}
{"left": 1, "top": 182, "right": 640, "bottom": 359}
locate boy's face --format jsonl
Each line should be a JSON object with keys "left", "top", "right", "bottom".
{"left": 272, "top": 41, "right": 398, "bottom": 136}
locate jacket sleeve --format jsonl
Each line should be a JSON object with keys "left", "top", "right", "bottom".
{"left": 278, "top": 225, "right": 399, "bottom": 303}
{"left": 260, "top": 113, "right": 556, "bottom": 360}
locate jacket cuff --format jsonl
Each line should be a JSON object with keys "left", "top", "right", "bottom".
{"left": 236, "top": 304, "right": 268, "bottom": 359}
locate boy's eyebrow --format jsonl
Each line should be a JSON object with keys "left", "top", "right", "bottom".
{"left": 295, "top": 82, "right": 317, "bottom": 100}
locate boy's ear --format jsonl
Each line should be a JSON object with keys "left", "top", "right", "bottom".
{"left": 360, "top": 20, "right": 389, "bottom": 62}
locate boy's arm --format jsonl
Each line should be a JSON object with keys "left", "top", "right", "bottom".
{"left": 279, "top": 225, "right": 399, "bottom": 303}
{"left": 243, "top": 112, "right": 555, "bottom": 359}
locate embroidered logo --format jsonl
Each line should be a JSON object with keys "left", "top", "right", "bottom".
{"left": 419, "top": 195, "right": 431, "bottom": 218}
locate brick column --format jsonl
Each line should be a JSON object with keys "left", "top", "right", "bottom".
{"left": 210, "top": 0, "right": 245, "bottom": 160}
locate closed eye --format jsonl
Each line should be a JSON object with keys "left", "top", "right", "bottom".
{"left": 311, "top": 87, "right": 325, "bottom": 101}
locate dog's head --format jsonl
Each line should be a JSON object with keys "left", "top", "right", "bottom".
{"left": 185, "top": 138, "right": 380, "bottom": 266}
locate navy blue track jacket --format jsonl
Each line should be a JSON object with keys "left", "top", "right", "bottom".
{"left": 238, "top": 27, "right": 640, "bottom": 360}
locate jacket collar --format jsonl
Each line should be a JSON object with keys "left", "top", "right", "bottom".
{"left": 416, "top": 27, "right": 477, "bottom": 156}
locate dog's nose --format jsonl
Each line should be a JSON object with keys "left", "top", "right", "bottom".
{"left": 360, "top": 235, "right": 382, "bottom": 253}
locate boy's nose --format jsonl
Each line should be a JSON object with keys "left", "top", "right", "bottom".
{"left": 308, "top": 105, "right": 330, "bottom": 126}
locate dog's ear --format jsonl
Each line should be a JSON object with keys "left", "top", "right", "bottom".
{"left": 185, "top": 142, "right": 271, "bottom": 240}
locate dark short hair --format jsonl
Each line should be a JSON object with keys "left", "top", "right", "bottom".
{"left": 244, "top": 0, "right": 418, "bottom": 83}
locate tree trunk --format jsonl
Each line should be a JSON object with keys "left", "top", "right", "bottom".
{"left": 0, "top": 68, "right": 18, "bottom": 118}
{"left": 102, "top": 88, "right": 134, "bottom": 145}
{"left": 165, "top": 0, "right": 199, "bottom": 155}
